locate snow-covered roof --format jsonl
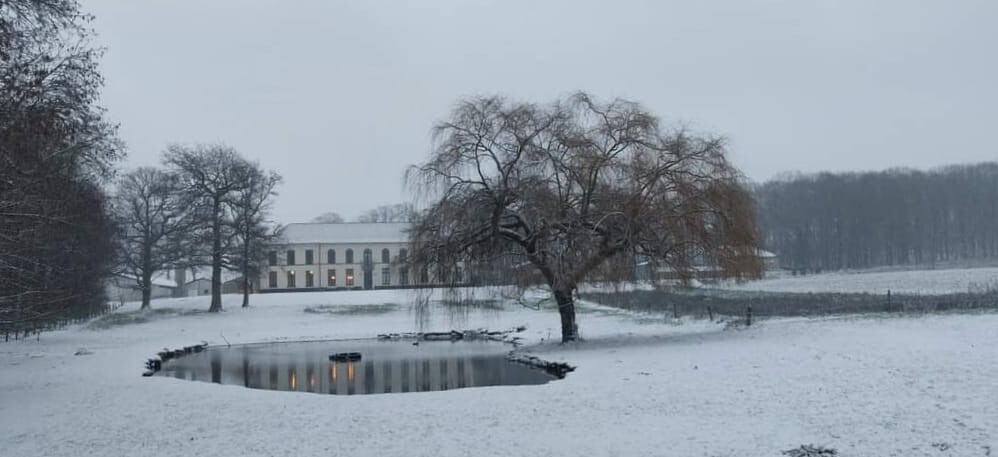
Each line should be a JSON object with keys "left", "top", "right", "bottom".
{"left": 277, "top": 222, "right": 410, "bottom": 245}
{"left": 112, "top": 273, "right": 178, "bottom": 288}
{"left": 756, "top": 249, "right": 777, "bottom": 258}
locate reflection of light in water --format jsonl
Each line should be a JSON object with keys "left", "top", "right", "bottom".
{"left": 159, "top": 342, "right": 558, "bottom": 395}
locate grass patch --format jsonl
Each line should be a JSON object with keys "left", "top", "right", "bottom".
{"left": 303, "top": 303, "right": 400, "bottom": 316}
{"left": 86, "top": 308, "right": 181, "bottom": 330}
{"left": 439, "top": 299, "right": 505, "bottom": 311}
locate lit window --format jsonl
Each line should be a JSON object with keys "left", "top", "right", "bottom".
{"left": 345, "top": 268, "right": 355, "bottom": 287}
{"left": 287, "top": 271, "right": 296, "bottom": 288}
{"left": 305, "top": 270, "right": 314, "bottom": 288}
{"left": 327, "top": 269, "right": 336, "bottom": 287}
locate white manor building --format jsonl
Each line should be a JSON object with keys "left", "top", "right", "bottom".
{"left": 260, "top": 222, "right": 457, "bottom": 292}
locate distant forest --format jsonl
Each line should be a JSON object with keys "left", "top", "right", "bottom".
{"left": 755, "top": 162, "right": 998, "bottom": 272}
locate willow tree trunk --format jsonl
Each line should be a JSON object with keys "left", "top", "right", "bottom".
{"left": 554, "top": 289, "right": 578, "bottom": 342}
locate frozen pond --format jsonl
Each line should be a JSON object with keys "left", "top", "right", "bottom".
{"left": 156, "top": 340, "right": 559, "bottom": 395}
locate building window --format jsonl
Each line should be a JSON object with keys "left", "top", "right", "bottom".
{"left": 420, "top": 266, "right": 429, "bottom": 284}
{"left": 287, "top": 271, "right": 296, "bottom": 288}
{"left": 381, "top": 267, "right": 390, "bottom": 286}
{"left": 381, "top": 248, "right": 390, "bottom": 264}
{"left": 305, "top": 250, "right": 313, "bottom": 265}
{"left": 268, "top": 251, "right": 277, "bottom": 266}
{"left": 399, "top": 267, "right": 408, "bottom": 286}
{"left": 345, "top": 269, "right": 355, "bottom": 287}
{"left": 305, "top": 270, "right": 314, "bottom": 287}
{"left": 327, "top": 249, "right": 336, "bottom": 264}
{"left": 268, "top": 271, "right": 277, "bottom": 288}
{"left": 363, "top": 249, "right": 372, "bottom": 266}
{"left": 399, "top": 248, "right": 408, "bottom": 263}
{"left": 327, "top": 269, "right": 336, "bottom": 287}
{"left": 287, "top": 250, "right": 296, "bottom": 266}
{"left": 345, "top": 249, "right": 354, "bottom": 264}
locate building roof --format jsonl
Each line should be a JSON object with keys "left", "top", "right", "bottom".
{"left": 277, "top": 222, "right": 410, "bottom": 245}
{"left": 112, "top": 273, "right": 177, "bottom": 289}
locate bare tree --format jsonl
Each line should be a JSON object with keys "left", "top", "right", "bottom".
{"left": 356, "top": 203, "right": 415, "bottom": 223}
{"left": 114, "top": 168, "right": 193, "bottom": 309}
{"left": 228, "top": 164, "right": 282, "bottom": 307}
{"left": 408, "top": 93, "right": 761, "bottom": 342}
{"left": 311, "top": 212, "right": 345, "bottom": 223}
{"left": 164, "top": 144, "right": 253, "bottom": 312}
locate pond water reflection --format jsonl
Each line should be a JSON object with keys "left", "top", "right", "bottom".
{"left": 156, "top": 340, "right": 557, "bottom": 395}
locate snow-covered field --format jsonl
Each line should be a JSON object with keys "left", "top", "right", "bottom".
{"left": 1, "top": 290, "right": 996, "bottom": 457}
{"left": 719, "top": 266, "right": 998, "bottom": 295}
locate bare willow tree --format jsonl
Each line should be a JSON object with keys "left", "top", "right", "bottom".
{"left": 115, "top": 167, "right": 193, "bottom": 310}
{"left": 164, "top": 144, "right": 253, "bottom": 312}
{"left": 408, "top": 93, "right": 761, "bottom": 342}
{"left": 229, "top": 164, "right": 281, "bottom": 308}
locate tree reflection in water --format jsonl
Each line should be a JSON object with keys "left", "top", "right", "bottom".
{"left": 157, "top": 340, "right": 557, "bottom": 395}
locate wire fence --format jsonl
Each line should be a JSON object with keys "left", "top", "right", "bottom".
{"left": 2, "top": 301, "right": 123, "bottom": 342}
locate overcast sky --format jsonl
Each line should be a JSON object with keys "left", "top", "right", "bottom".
{"left": 87, "top": 0, "right": 998, "bottom": 223}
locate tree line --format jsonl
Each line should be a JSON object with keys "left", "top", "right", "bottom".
{"left": 1, "top": 0, "right": 122, "bottom": 338}
{"left": 755, "top": 163, "right": 998, "bottom": 272}
{"left": 1, "top": 1, "right": 282, "bottom": 340}
{"left": 311, "top": 203, "right": 415, "bottom": 224}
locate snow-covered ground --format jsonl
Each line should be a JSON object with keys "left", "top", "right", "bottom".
{"left": 719, "top": 266, "right": 998, "bottom": 295}
{"left": 1, "top": 290, "right": 996, "bottom": 456}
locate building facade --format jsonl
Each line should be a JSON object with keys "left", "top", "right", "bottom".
{"left": 259, "top": 223, "right": 455, "bottom": 292}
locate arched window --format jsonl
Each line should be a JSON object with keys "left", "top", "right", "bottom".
{"left": 362, "top": 249, "right": 373, "bottom": 265}
{"left": 381, "top": 248, "right": 390, "bottom": 264}
{"left": 327, "top": 249, "right": 336, "bottom": 264}
{"left": 345, "top": 249, "right": 354, "bottom": 264}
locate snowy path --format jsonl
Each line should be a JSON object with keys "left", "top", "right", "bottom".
{"left": 0, "top": 290, "right": 995, "bottom": 457}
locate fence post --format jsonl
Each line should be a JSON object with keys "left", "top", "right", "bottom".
{"left": 707, "top": 306, "right": 714, "bottom": 322}
{"left": 887, "top": 289, "right": 892, "bottom": 312}
{"left": 746, "top": 306, "right": 752, "bottom": 326}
